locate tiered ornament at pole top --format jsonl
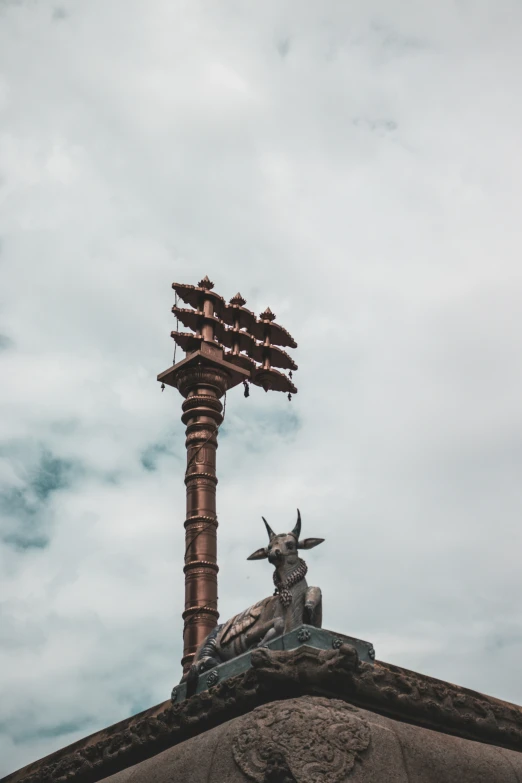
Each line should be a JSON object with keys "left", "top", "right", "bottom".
{"left": 167, "top": 275, "right": 297, "bottom": 396}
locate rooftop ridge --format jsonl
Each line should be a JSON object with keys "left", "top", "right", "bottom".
{"left": 3, "top": 642, "right": 522, "bottom": 783}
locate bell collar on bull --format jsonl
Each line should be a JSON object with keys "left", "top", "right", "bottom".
{"left": 185, "top": 509, "right": 324, "bottom": 683}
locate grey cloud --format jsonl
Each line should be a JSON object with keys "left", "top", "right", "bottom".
{"left": 221, "top": 406, "right": 301, "bottom": 450}
{"left": 352, "top": 117, "right": 397, "bottom": 131}
{"left": 31, "top": 452, "right": 75, "bottom": 501}
{"left": 140, "top": 443, "right": 168, "bottom": 472}
{"left": 140, "top": 437, "right": 180, "bottom": 472}
{"left": 1, "top": 0, "right": 522, "bottom": 776}
{"left": 370, "top": 21, "right": 428, "bottom": 53}
{"left": 0, "top": 448, "right": 80, "bottom": 549}
{"left": 276, "top": 37, "right": 291, "bottom": 58}
{"left": 2, "top": 530, "right": 49, "bottom": 549}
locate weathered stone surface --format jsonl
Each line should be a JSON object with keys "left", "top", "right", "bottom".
{"left": 250, "top": 645, "right": 522, "bottom": 751}
{"left": 99, "top": 696, "right": 522, "bottom": 783}
{"left": 232, "top": 698, "right": 371, "bottom": 783}
{"left": 3, "top": 645, "right": 522, "bottom": 783}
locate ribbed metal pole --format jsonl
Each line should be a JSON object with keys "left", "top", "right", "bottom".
{"left": 176, "top": 365, "right": 228, "bottom": 674}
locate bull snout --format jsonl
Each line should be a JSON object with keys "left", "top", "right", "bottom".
{"left": 268, "top": 547, "right": 282, "bottom": 563}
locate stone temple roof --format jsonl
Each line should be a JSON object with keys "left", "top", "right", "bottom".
{"left": 2, "top": 641, "right": 522, "bottom": 783}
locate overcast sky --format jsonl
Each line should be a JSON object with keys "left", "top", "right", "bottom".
{"left": 1, "top": 0, "right": 522, "bottom": 776}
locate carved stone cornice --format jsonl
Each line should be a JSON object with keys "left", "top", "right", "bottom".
{"left": 249, "top": 646, "right": 522, "bottom": 751}
{"left": 5, "top": 645, "right": 522, "bottom": 783}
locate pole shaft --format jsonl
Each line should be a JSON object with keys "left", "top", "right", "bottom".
{"left": 177, "top": 366, "right": 228, "bottom": 674}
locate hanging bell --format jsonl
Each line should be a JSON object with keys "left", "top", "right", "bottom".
{"left": 243, "top": 380, "right": 250, "bottom": 398}
{"left": 161, "top": 383, "right": 165, "bottom": 392}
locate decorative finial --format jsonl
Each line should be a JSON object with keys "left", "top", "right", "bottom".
{"left": 198, "top": 275, "right": 214, "bottom": 290}
{"left": 229, "top": 292, "right": 247, "bottom": 306}
{"left": 260, "top": 307, "right": 276, "bottom": 322}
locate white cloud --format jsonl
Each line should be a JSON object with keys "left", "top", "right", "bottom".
{"left": 1, "top": 0, "right": 522, "bottom": 774}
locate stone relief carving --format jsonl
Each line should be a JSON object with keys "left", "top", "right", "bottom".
{"left": 262, "top": 750, "right": 297, "bottom": 783}
{"left": 232, "top": 696, "right": 371, "bottom": 783}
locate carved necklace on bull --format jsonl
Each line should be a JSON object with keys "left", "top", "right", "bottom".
{"left": 273, "top": 558, "right": 308, "bottom": 608}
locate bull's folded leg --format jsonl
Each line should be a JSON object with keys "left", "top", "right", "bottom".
{"left": 304, "top": 586, "right": 322, "bottom": 627}
{"left": 256, "top": 617, "right": 284, "bottom": 648}
{"left": 244, "top": 617, "right": 280, "bottom": 648}
{"left": 197, "top": 655, "right": 220, "bottom": 672}
{"left": 244, "top": 618, "right": 274, "bottom": 647}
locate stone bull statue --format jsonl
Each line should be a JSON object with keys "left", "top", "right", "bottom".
{"left": 185, "top": 510, "right": 324, "bottom": 681}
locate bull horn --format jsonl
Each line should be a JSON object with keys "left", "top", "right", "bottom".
{"left": 291, "top": 508, "right": 301, "bottom": 540}
{"left": 262, "top": 516, "right": 276, "bottom": 541}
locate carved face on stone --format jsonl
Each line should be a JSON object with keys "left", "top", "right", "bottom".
{"left": 247, "top": 509, "right": 324, "bottom": 564}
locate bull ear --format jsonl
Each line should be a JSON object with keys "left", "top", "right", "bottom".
{"left": 247, "top": 547, "right": 269, "bottom": 561}
{"left": 297, "top": 538, "right": 324, "bottom": 550}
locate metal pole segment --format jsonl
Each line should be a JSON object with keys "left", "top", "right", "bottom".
{"left": 177, "top": 364, "right": 228, "bottom": 673}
